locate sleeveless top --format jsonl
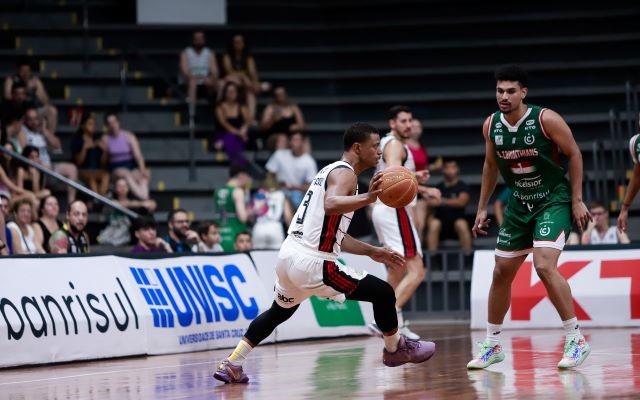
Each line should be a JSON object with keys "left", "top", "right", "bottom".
{"left": 269, "top": 115, "right": 297, "bottom": 135}
{"left": 23, "top": 126, "right": 52, "bottom": 166}
{"left": 407, "top": 142, "right": 428, "bottom": 172}
{"left": 217, "top": 104, "right": 245, "bottom": 132}
{"left": 287, "top": 160, "right": 356, "bottom": 257}
{"left": 185, "top": 47, "right": 212, "bottom": 77}
{"left": 7, "top": 221, "right": 38, "bottom": 254}
{"left": 36, "top": 219, "right": 61, "bottom": 253}
{"left": 489, "top": 104, "right": 571, "bottom": 205}
{"left": 214, "top": 184, "right": 247, "bottom": 232}
{"left": 589, "top": 226, "right": 619, "bottom": 244}
{"left": 253, "top": 189, "right": 285, "bottom": 224}
{"left": 107, "top": 131, "right": 134, "bottom": 164}
{"left": 629, "top": 134, "right": 640, "bottom": 164}
{"left": 375, "top": 133, "right": 417, "bottom": 206}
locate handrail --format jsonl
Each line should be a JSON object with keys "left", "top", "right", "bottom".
{"left": 0, "top": 146, "right": 139, "bottom": 219}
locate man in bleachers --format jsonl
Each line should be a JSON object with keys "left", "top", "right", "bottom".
{"left": 581, "top": 201, "right": 629, "bottom": 244}
{"left": 3, "top": 58, "right": 58, "bottom": 134}
{"left": 62, "top": 199, "right": 90, "bottom": 254}
{"left": 265, "top": 131, "right": 317, "bottom": 209}
{"left": 179, "top": 30, "right": 219, "bottom": 111}
{"left": 132, "top": 215, "right": 172, "bottom": 253}
{"left": 427, "top": 159, "right": 473, "bottom": 255}
{"left": 21, "top": 107, "right": 78, "bottom": 202}
{"left": 164, "top": 208, "right": 200, "bottom": 253}
{"left": 1, "top": 82, "right": 33, "bottom": 133}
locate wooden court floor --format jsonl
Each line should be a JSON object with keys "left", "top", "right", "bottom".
{"left": 2, "top": 325, "right": 640, "bottom": 399}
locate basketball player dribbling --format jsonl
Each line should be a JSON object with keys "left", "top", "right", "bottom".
{"left": 468, "top": 65, "right": 592, "bottom": 369}
{"left": 617, "top": 132, "right": 640, "bottom": 233}
{"left": 369, "top": 105, "right": 441, "bottom": 340}
{"left": 214, "top": 123, "right": 436, "bottom": 384}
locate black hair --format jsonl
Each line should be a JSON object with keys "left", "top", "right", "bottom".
{"left": 16, "top": 56, "right": 32, "bottom": 69}
{"left": 388, "top": 105, "right": 412, "bottom": 120}
{"left": 227, "top": 33, "right": 251, "bottom": 59}
{"left": 38, "top": 194, "right": 58, "bottom": 218}
{"left": 229, "top": 163, "right": 249, "bottom": 178}
{"left": 66, "top": 199, "right": 87, "bottom": 214}
{"left": 103, "top": 111, "right": 118, "bottom": 125}
{"left": 494, "top": 65, "right": 529, "bottom": 88}
{"left": 588, "top": 200, "right": 607, "bottom": 211}
{"left": 167, "top": 208, "right": 188, "bottom": 224}
{"left": 76, "top": 112, "right": 96, "bottom": 136}
{"left": 196, "top": 220, "right": 219, "bottom": 238}
{"left": 343, "top": 122, "right": 378, "bottom": 151}
{"left": 235, "top": 230, "right": 252, "bottom": 240}
{"left": 21, "top": 145, "right": 39, "bottom": 158}
{"left": 219, "top": 81, "right": 244, "bottom": 105}
{"left": 133, "top": 215, "right": 157, "bottom": 231}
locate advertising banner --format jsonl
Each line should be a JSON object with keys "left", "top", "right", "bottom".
{"left": 471, "top": 249, "right": 640, "bottom": 329}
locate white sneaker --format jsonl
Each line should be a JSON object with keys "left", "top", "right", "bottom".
{"left": 399, "top": 325, "right": 420, "bottom": 340}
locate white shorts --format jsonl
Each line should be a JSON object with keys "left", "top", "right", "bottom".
{"left": 372, "top": 203, "right": 422, "bottom": 258}
{"left": 274, "top": 237, "right": 367, "bottom": 308}
{"left": 252, "top": 221, "right": 284, "bottom": 250}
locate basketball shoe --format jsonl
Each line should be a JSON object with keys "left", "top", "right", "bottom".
{"left": 213, "top": 359, "right": 249, "bottom": 384}
{"left": 466, "top": 341, "right": 505, "bottom": 369}
{"left": 557, "top": 335, "right": 591, "bottom": 369}
{"left": 382, "top": 334, "right": 436, "bottom": 367}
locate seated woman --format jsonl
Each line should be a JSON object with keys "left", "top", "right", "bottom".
{"left": 113, "top": 177, "right": 156, "bottom": 215}
{"left": 32, "top": 194, "right": 62, "bottom": 253}
{"left": 259, "top": 85, "right": 305, "bottom": 151}
{"left": 7, "top": 197, "right": 44, "bottom": 254}
{"left": 103, "top": 112, "right": 150, "bottom": 200}
{"left": 213, "top": 82, "right": 252, "bottom": 165}
{"left": 71, "top": 113, "right": 110, "bottom": 196}
{"left": 14, "top": 145, "right": 51, "bottom": 200}
{"left": 221, "top": 34, "right": 261, "bottom": 119}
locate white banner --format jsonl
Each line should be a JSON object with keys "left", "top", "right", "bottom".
{"left": 471, "top": 249, "right": 640, "bottom": 329}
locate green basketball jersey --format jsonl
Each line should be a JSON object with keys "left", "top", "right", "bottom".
{"left": 214, "top": 185, "right": 247, "bottom": 251}
{"left": 489, "top": 104, "right": 571, "bottom": 205}
{"left": 629, "top": 134, "right": 640, "bottom": 164}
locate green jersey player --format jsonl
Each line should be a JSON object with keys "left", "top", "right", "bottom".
{"left": 468, "top": 65, "right": 592, "bottom": 370}
{"left": 617, "top": 133, "right": 640, "bottom": 232}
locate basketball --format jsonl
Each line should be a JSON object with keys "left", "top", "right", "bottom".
{"left": 378, "top": 166, "right": 418, "bottom": 208}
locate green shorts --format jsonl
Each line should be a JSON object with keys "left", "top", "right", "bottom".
{"left": 495, "top": 197, "right": 571, "bottom": 258}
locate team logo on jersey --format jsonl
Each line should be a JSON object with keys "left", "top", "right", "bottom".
{"left": 539, "top": 226, "right": 551, "bottom": 236}
{"left": 526, "top": 119, "right": 535, "bottom": 126}
{"left": 495, "top": 122, "right": 502, "bottom": 129}
{"left": 495, "top": 135, "right": 503, "bottom": 145}
{"left": 511, "top": 161, "right": 537, "bottom": 175}
{"left": 543, "top": 212, "right": 551, "bottom": 220}
{"left": 524, "top": 134, "right": 535, "bottom": 145}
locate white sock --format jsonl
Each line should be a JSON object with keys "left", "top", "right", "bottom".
{"left": 396, "top": 308, "right": 405, "bottom": 327}
{"left": 562, "top": 317, "right": 581, "bottom": 339}
{"left": 384, "top": 330, "right": 401, "bottom": 353}
{"left": 486, "top": 323, "right": 502, "bottom": 345}
{"left": 227, "top": 339, "right": 253, "bottom": 366}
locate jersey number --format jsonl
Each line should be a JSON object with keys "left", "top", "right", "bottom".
{"left": 296, "top": 191, "right": 313, "bottom": 224}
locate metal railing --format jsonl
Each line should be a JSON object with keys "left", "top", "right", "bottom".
{"left": 0, "top": 146, "right": 138, "bottom": 219}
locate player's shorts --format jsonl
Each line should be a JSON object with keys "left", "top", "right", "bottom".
{"left": 252, "top": 221, "right": 284, "bottom": 250}
{"left": 274, "top": 237, "right": 367, "bottom": 308}
{"left": 495, "top": 198, "right": 571, "bottom": 258}
{"left": 372, "top": 203, "right": 422, "bottom": 258}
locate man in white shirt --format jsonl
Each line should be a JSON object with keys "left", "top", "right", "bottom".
{"left": 179, "top": 30, "right": 219, "bottom": 112}
{"left": 265, "top": 131, "right": 317, "bottom": 209}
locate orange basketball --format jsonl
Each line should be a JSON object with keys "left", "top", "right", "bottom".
{"left": 378, "top": 166, "right": 418, "bottom": 208}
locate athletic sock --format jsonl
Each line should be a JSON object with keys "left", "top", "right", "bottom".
{"left": 562, "top": 317, "right": 581, "bottom": 340}
{"left": 384, "top": 330, "right": 401, "bottom": 353}
{"left": 486, "top": 323, "right": 502, "bottom": 345}
{"left": 396, "top": 308, "right": 405, "bottom": 327}
{"left": 227, "top": 339, "right": 253, "bottom": 366}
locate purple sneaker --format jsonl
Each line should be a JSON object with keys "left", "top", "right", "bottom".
{"left": 383, "top": 335, "right": 436, "bottom": 367}
{"left": 213, "top": 359, "right": 249, "bottom": 384}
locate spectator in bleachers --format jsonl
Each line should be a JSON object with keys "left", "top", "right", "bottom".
{"left": 3, "top": 58, "right": 58, "bottom": 134}
{"left": 214, "top": 165, "right": 253, "bottom": 251}
{"left": 0, "top": 142, "right": 33, "bottom": 202}
{"left": 233, "top": 230, "right": 253, "bottom": 252}
{"left": 179, "top": 30, "right": 219, "bottom": 111}
{"left": 222, "top": 34, "right": 261, "bottom": 119}
{"left": 250, "top": 176, "right": 292, "bottom": 250}
{"left": 493, "top": 186, "right": 511, "bottom": 227}
{"left": 7, "top": 197, "right": 44, "bottom": 254}
{"left": 265, "top": 131, "right": 317, "bottom": 209}
{"left": 22, "top": 107, "right": 78, "bottom": 201}
{"left": 427, "top": 159, "right": 473, "bottom": 255}
{"left": 2, "top": 107, "right": 27, "bottom": 153}
{"left": 15, "top": 145, "right": 51, "bottom": 200}
{"left": 581, "top": 201, "right": 630, "bottom": 244}
{"left": 164, "top": 208, "right": 200, "bottom": 253}
{"left": 1, "top": 82, "right": 33, "bottom": 140}
{"left": 103, "top": 112, "right": 151, "bottom": 200}
{"left": 0, "top": 191, "right": 10, "bottom": 255}
{"left": 33, "top": 194, "right": 62, "bottom": 254}
{"left": 112, "top": 177, "right": 156, "bottom": 215}
{"left": 259, "top": 85, "right": 305, "bottom": 151}
{"left": 131, "top": 215, "right": 172, "bottom": 253}
{"left": 213, "top": 81, "right": 252, "bottom": 165}
{"left": 196, "top": 221, "right": 224, "bottom": 252}
{"left": 63, "top": 199, "right": 90, "bottom": 254}
{"left": 71, "top": 113, "right": 110, "bottom": 196}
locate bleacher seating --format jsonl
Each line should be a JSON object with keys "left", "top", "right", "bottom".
{"left": 2, "top": 0, "right": 640, "bottom": 243}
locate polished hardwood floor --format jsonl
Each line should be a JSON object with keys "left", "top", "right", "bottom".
{"left": 1, "top": 325, "right": 639, "bottom": 399}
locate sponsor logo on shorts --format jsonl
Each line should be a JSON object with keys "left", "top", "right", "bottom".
{"left": 277, "top": 293, "right": 295, "bottom": 303}
{"left": 498, "top": 228, "right": 512, "bottom": 238}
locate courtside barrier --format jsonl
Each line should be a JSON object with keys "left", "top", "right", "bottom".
{"left": 471, "top": 247, "right": 640, "bottom": 329}
{"left": 0, "top": 251, "right": 385, "bottom": 368}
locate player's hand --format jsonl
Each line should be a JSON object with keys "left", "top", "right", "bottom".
{"left": 617, "top": 208, "right": 629, "bottom": 234}
{"left": 419, "top": 186, "right": 441, "bottom": 204}
{"left": 572, "top": 200, "right": 592, "bottom": 233}
{"left": 415, "top": 169, "right": 430, "bottom": 184}
{"left": 370, "top": 246, "right": 405, "bottom": 270}
{"left": 472, "top": 209, "right": 491, "bottom": 238}
{"left": 367, "top": 172, "right": 384, "bottom": 202}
